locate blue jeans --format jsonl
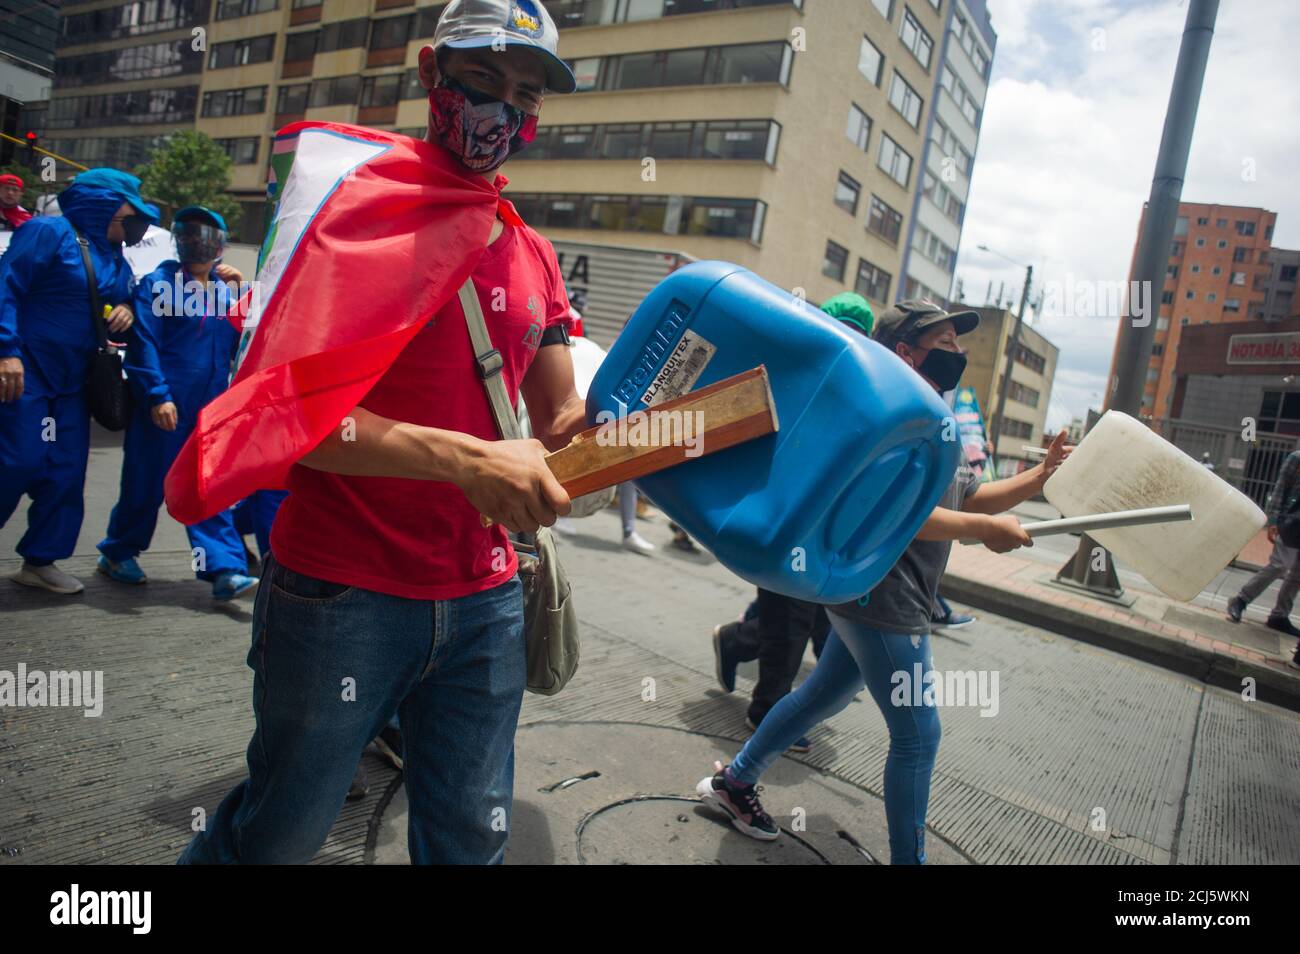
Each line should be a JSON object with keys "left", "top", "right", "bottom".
{"left": 729, "top": 612, "right": 941, "bottom": 864}
{"left": 179, "top": 555, "right": 526, "bottom": 865}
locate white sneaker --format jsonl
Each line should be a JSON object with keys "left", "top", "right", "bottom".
{"left": 622, "top": 531, "right": 656, "bottom": 555}
{"left": 552, "top": 516, "right": 578, "bottom": 537}
{"left": 12, "top": 562, "right": 84, "bottom": 594}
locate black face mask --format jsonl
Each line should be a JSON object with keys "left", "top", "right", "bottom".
{"left": 914, "top": 346, "right": 967, "bottom": 392}
{"left": 120, "top": 214, "right": 149, "bottom": 247}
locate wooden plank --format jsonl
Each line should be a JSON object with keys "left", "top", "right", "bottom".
{"left": 481, "top": 366, "right": 777, "bottom": 526}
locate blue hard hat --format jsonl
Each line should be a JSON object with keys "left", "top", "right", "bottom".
{"left": 174, "top": 205, "right": 228, "bottom": 232}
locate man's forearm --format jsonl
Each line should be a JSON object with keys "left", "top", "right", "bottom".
{"left": 298, "top": 405, "right": 480, "bottom": 482}
{"left": 531, "top": 396, "right": 587, "bottom": 452}
{"left": 915, "top": 507, "right": 987, "bottom": 542}
{"left": 963, "top": 466, "right": 1042, "bottom": 515}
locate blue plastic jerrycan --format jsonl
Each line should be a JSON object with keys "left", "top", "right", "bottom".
{"left": 585, "top": 261, "right": 961, "bottom": 604}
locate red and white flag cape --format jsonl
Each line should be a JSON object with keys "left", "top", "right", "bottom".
{"left": 165, "top": 122, "right": 509, "bottom": 524}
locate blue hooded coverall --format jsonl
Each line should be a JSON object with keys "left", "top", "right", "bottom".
{"left": 98, "top": 259, "right": 251, "bottom": 580}
{"left": 0, "top": 176, "right": 152, "bottom": 564}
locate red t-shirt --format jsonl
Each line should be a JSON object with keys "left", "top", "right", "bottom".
{"left": 270, "top": 178, "right": 571, "bottom": 600}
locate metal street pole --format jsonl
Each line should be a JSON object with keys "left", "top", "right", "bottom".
{"left": 1055, "top": 0, "right": 1219, "bottom": 602}
{"left": 991, "top": 263, "right": 1032, "bottom": 474}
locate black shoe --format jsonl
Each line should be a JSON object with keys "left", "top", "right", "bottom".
{"left": 1226, "top": 597, "right": 1246, "bottom": 623}
{"left": 346, "top": 762, "right": 369, "bottom": 800}
{"left": 1267, "top": 616, "right": 1300, "bottom": 639}
{"left": 713, "top": 623, "right": 740, "bottom": 693}
{"left": 695, "top": 761, "right": 779, "bottom": 841}
{"left": 372, "top": 724, "right": 403, "bottom": 771}
{"left": 1288, "top": 656, "right": 1300, "bottom": 672}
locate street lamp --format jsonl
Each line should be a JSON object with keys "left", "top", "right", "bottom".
{"left": 977, "top": 244, "right": 1033, "bottom": 476}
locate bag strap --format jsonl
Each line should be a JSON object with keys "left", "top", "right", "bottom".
{"left": 69, "top": 223, "right": 107, "bottom": 350}
{"left": 459, "top": 277, "right": 521, "bottom": 442}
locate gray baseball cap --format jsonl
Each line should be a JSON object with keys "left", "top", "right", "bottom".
{"left": 873, "top": 299, "right": 979, "bottom": 349}
{"left": 434, "top": 0, "right": 577, "bottom": 94}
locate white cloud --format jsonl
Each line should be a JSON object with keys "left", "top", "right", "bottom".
{"left": 957, "top": 0, "right": 1300, "bottom": 430}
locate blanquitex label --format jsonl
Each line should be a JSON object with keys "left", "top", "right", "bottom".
{"left": 639, "top": 328, "right": 716, "bottom": 407}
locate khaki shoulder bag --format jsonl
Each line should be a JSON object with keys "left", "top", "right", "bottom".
{"left": 458, "top": 279, "right": 580, "bottom": 695}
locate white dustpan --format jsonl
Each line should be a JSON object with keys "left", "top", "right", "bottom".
{"left": 1043, "top": 411, "right": 1265, "bottom": 601}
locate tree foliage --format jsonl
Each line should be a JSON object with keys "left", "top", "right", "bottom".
{"left": 135, "top": 131, "right": 242, "bottom": 237}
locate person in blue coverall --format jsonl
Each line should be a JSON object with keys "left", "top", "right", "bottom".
{"left": 0, "top": 168, "right": 158, "bottom": 595}
{"left": 97, "top": 206, "right": 260, "bottom": 601}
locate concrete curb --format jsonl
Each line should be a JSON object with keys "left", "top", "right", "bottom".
{"left": 941, "top": 573, "right": 1300, "bottom": 714}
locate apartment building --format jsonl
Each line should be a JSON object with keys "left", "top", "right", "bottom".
{"left": 1107, "top": 201, "right": 1278, "bottom": 419}
{"left": 962, "top": 304, "right": 1058, "bottom": 471}
{"left": 899, "top": 0, "right": 994, "bottom": 306}
{"left": 38, "top": 0, "right": 994, "bottom": 292}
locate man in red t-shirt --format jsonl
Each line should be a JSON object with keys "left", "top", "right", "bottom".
{"left": 180, "top": 0, "right": 588, "bottom": 865}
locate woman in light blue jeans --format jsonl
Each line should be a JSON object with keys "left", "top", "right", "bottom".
{"left": 727, "top": 613, "right": 940, "bottom": 864}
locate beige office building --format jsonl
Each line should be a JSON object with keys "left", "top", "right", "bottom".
{"left": 41, "top": 0, "right": 995, "bottom": 313}
{"left": 962, "top": 305, "right": 1058, "bottom": 472}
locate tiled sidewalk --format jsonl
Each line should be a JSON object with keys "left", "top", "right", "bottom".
{"left": 942, "top": 542, "right": 1300, "bottom": 710}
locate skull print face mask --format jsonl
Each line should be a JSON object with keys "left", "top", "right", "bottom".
{"left": 427, "top": 76, "right": 538, "bottom": 173}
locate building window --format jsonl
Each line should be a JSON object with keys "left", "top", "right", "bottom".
{"left": 1195, "top": 216, "right": 1208, "bottom": 226}
{"left": 858, "top": 35, "right": 883, "bottom": 86}
{"left": 309, "top": 74, "right": 360, "bottom": 107}
{"left": 867, "top": 194, "right": 903, "bottom": 244}
{"left": 1185, "top": 290, "right": 1195, "bottom": 300}
{"left": 360, "top": 73, "right": 402, "bottom": 107}
{"left": 1180, "top": 316, "right": 1189, "bottom": 325}
{"left": 318, "top": 18, "right": 369, "bottom": 52}
{"left": 57, "top": 41, "right": 206, "bottom": 87}
{"left": 1191, "top": 264, "right": 1200, "bottom": 273}
{"left": 846, "top": 103, "right": 871, "bottom": 151}
{"left": 1152, "top": 343, "right": 1164, "bottom": 356}
{"left": 888, "top": 71, "right": 923, "bottom": 127}
{"left": 1207, "top": 293, "right": 1217, "bottom": 303}
{"left": 940, "top": 63, "right": 981, "bottom": 126}
{"left": 871, "top": 0, "right": 894, "bottom": 20}
{"left": 930, "top": 117, "right": 972, "bottom": 176}
{"left": 1171, "top": 242, "right": 1182, "bottom": 256}
{"left": 922, "top": 171, "right": 964, "bottom": 224}
{"left": 209, "top": 35, "right": 276, "bottom": 69}
{"left": 1156, "top": 317, "right": 1169, "bottom": 330}
{"left": 284, "top": 30, "right": 318, "bottom": 61}
{"left": 202, "top": 85, "right": 268, "bottom": 117}
{"left": 999, "top": 417, "right": 1033, "bottom": 439}
{"left": 1212, "top": 265, "right": 1222, "bottom": 275}
{"left": 1224, "top": 298, "right": 1240, "bottom": 312}
{"left": 1233, "top": 246, "right": 1250, "bottom": 263}
{"left": 899, "top": 7, "right": 933, "bottom": 70}
{"left": 1216, "top": 218, "right": 1228, "bottom": 228}
{"left": 214, "top": 136, "right": 260, "bottom": 164}
{"left": 370, "top": 13, "right": 413, "bottom": 49}
{"left": 1167, "top": 265, "right": 1178, "bottom": 278}
{"left": 1160, "top": 291, "right": 1173, "bottom": 304}
{"left": 1006, "top": 341, "right": 1047, "bottom": 374}
{"left": 513, "top": 119, "right": 779, "bottom": 164}
{"left": 1195, "top": 237, "right": 1205, "bottom": 247}
{"left": 834, "top": 171, "right": 860, "bottom": 215}
{"left": 854, "top": 257, "right": 892, "bottom": 302}
{"left": 1236, "top": 220, "right": 1256, "bottom": 236}
{"left": 912, "top": 224, "right": 955, "bottom": 272}
{"left": 1217, "top": 239, "right": 1227, "bottom": 249}
{"left": 1280, "top": 265, "right": 1298, "bottom": 282}
{"left": 877, "top": 133, "right": 912, "bottom": 187}
{"left": 1009, "top": 380, "right": 1040, "bottom": 408}
{"left": 599, "top": 41, "right": 791, "bottom": 91}
{"left": 823, "top": 240, "right": 848, "bottom": 282}
{"left": 46, "top": 87, "right": 200, "bottom": 128}
{"left": 215, "top": 0, "right": 279, "bottom": 19}
{"left": 60, "top": 0, "right": 207, "bottom": 44}
{"left": 507, "top": 193, "right": 767, "bottom": 244}
{"left": 1174, "top": 215, "right": 1188, "bottom": 235}
{"left": 276, "top": 83, "right": 310, "bottom": 114}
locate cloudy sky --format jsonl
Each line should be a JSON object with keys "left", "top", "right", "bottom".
{"left": 956, "top": 0, "right": 1300, "bottom": 430}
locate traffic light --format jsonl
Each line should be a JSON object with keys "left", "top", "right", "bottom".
{"left": 24, "top": 130, "right": 37, "bottom": 164}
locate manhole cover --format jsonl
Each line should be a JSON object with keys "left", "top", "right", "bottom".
{"left": 576, "top": 796, "right": 831, "bottom": 865}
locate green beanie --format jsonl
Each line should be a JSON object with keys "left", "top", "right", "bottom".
{"left": 819, "top": 292, "right": 875, "bottom": 336}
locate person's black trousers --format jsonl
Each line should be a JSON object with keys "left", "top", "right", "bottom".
{"left": 720, "top": 587, "right": 829, "bottom": 725}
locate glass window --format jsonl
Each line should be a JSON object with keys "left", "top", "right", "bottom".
{"left": 202, "top": 85, "right": 267, "bottom": 117}
{"left": 698, "top": 120, "right": 769, "bottom": 160}
{"left": 370, "top": 14, "right": 413, "bottom": 49}
{"left": 1174, "top": 215, "right": 1188, "bottom": 235}
{"left": 209, "top": 35, "right": 276, "bottom": 69}
{"left": 871, "top": 0, "right": 893, "bottom": 20}
{"left": 284, "top": 30, "right": 318, "bottom": 61}
{"left": 664, "top": 47, "right": 708, "bottom": 85}
{"left": 867, "top": 194, "right": 902, "bottom": 244}
{"left": 276, "top": 83, "right": 310, "bottom": 114}
{"left": 1236, "top": 220, "right": 1256, "bottom": 236}
{"left": 823, "top": 240, "right": 848, "bottom": 282}
{"left": 309, "top": 74, "right": 360, "bottom": 107}
{"left": 854, "top": 257, "right": 892, "bottom": 301}
{"left": 571, "top": 57, "right": 601, "bottom": 91}
{"left": 1216, "top": 218, "right": 1227, "bottom": 228}
{"left": 600, "top": 123, "right": 644, "bottom": 159}
{"left": 711, "top": 42, "right": 785, "bottom": 84}
{"left": 858, "top": 36, "right": 883, "bottom": 86}
{"left": 649, "top": 122, "right": 692, "bottom": 158}
{"left": 877, "top": 133, "right": 911, "bottom": 187}
{"left": 360, "top": 73, "right": 401, "bottom": 107}
{"left": 846, "top": 103, "right": 871, "bottom": 151}
{"left": 318, "top": 18, "right": 369, "bottom": 52}
{"left": 554, "top": 126, "right": 596, "bottom": 159}
{"left": 888, "top": 70, "right": 922, "bottom": 127}
{"left": 834, "top": 171, "right": 860, "bottom": 215}
{"left": 899, "top": 7, "right": 933, "bottom": 70}
{"left": 216, "top": 0, "right": 279, "bottom": 20}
